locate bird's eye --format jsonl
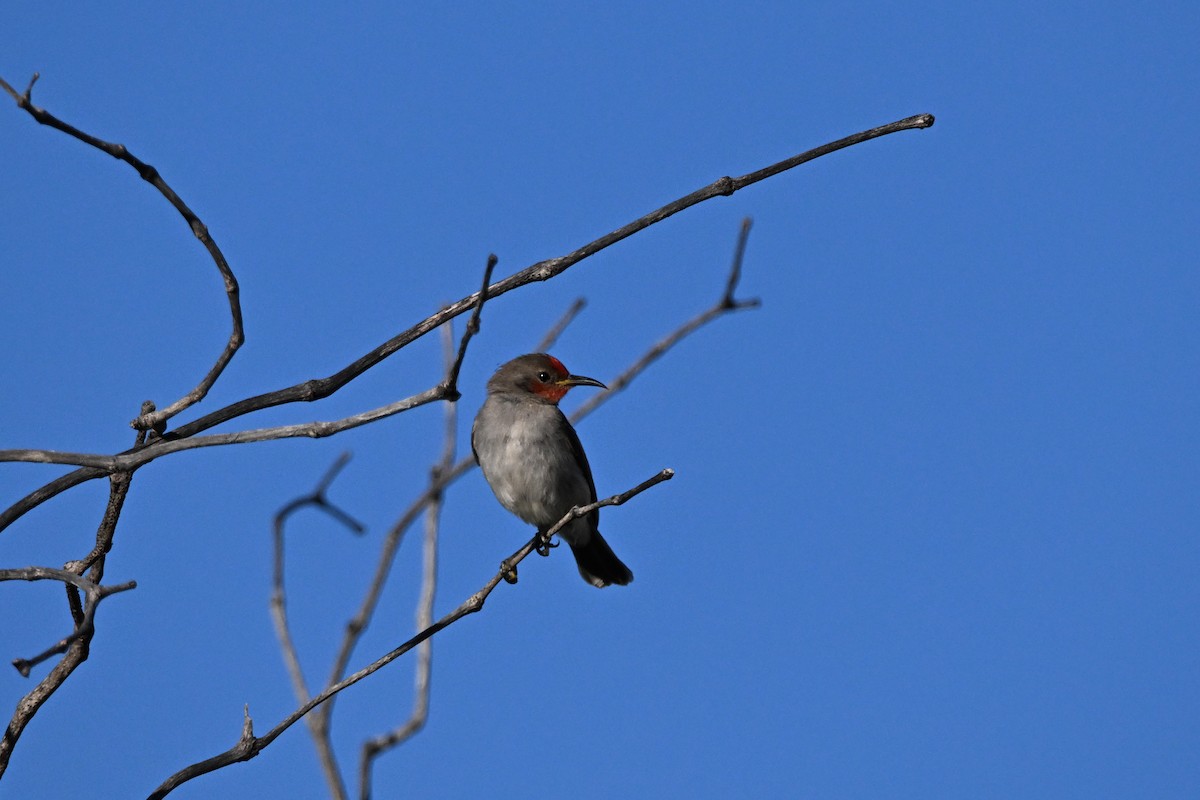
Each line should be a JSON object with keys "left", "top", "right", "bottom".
{"left": 536, "top": 371, "right": 551, "bottom": 382}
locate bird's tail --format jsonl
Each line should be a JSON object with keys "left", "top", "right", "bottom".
{"left": 569, "top": 531, "right": 633, "bottom": 588}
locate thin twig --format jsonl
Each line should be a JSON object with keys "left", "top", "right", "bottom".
{"left": 0, "top": 386, "right": 446, "bottom": 469}
{"left": 533, "top": 297, "right": 587, "bottom": 353}
{"left": 570, "top": 220, "right": 760, "bottom": 420}
{"left": 0, "top": 406, "right": 146, "bottom": 777}
{"left": 3, "top": 568, "right": 137, "bottom": 677}
{"left": 442, "top": 255, "right": 497, "bottom": 401}
{"left": 0, "top": 75, "right": 244, "bottom": 434}
{"left": 358, "top": 324, "right": 458, "bottom": 800}
{"left": 722, "top": 217, "right": 753, "bottom": 308}
{"left": 269, "top": 452, "right": 361, "bottom": 800}
{"left": 0, "top": 113, "right": 934, "bottom": 533}
{"left": 148, "top": 469, "right": 672, "bottom": 800}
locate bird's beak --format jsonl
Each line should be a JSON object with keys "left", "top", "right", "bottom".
{"left": 558, "top": 373, "right": 607, "bottom": 390}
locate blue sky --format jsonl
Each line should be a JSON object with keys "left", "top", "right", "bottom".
{"left": 2, "top": 2, "right": 1198, "bottom": 798}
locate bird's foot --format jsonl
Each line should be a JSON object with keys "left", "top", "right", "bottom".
{"left": 535, "top": 533, "right": 559, "bottom": 557}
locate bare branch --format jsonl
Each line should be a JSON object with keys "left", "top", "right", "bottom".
{"left": 0, "top": 385, "right": 447, "bottom": 469}
{"left": 722, "top": 217, "right": 753, "bottom": 308}
{"left": 0, "top": 419, "right": 145, "bottom": 777}
{"left": 442, "top": 254, "right": 497, "bottom": 401}
{"left": 0, "top": 74, "right": 244, "bottom": 433}
{"left": 570, "top": 220, "right": 761, "bottom": 421}
{"left": 358, "top": 324, "right": 458, "bottom": 800}
{"left": 148, "top": 469, "right": 672, "bottom": 800}
{"left": 0, "top": 113, "right": 933, "bottom": 534}
{"left": 0, "top": 566, "right": 135, "bottom": 598}
{"left": 505, "top": 469, "right": 676, "bottom": 582}
{"left": 0, "top": 519, "right": 137, "bottom": 773}
{"left": 269, "top": 452, "right": 361, "bottom": 800}
{"left": 3, "top": 568, "right": 136, "bottom": 677}
{"left": 534, "top": 297, "right": 587, "bottom": 353}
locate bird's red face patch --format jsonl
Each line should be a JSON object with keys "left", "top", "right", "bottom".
{"left": 528, "top": 356, "right": 571, "bottom": 403}
{"left": 530, "top": 382, "right": 570, "bottom": 402}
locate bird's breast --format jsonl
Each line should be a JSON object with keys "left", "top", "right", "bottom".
{"left": 473, "top": 399, "right": 592, "bottom": 529}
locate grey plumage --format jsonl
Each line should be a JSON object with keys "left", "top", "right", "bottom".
{"left": 472, "top": 354, "right": 633, "bottom": 588}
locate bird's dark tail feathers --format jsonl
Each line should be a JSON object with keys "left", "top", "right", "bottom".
{"left": 569, "top": 531, "right": 633, "bottom": 588}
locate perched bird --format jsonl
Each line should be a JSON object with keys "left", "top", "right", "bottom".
{"left": 472, "top": 353, "right": 633, "bottom": 588}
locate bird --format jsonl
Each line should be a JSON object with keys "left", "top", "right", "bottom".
{"left": 472, "top": 353, "right": 633, "bottom": 588}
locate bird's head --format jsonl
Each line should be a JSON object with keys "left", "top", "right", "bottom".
{"left": 486, "top": 353, "right": 607, "bottom": 404}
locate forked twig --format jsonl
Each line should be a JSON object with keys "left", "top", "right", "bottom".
{"left": 269, "top": 452, "right": 361, "bottom": 800}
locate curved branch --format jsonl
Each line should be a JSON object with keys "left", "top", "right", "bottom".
{"left": 0, "top": 112, "right": 933, "bottom": 534}
{"left": 0, "top": 74, "right": 244, "bottom": 433}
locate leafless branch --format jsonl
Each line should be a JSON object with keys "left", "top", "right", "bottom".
{"left": 269, "top": 452, "right": 361, "bottom": 800}
{"left": 0, "top": 432, "right": 141, "bottom": 777}
{"left": 0, "top": 385, "right": 448, "bottom": 469}
{"left": 358, "top": 325, "right": 458, "bottom": 800}
{"left": 534, "top": 297, "right": 587, "bottom": 353}
{"left": 0, "top": 112, "right": 934, "bottom": 534}
{"left": 442, "top": 255, "right": 497, "bottom": 401}
{"left": 722, "top": 217, "right": 753, "bottom": 308}
{"left": 148, "top": 469, "right": 673, "bottom": 799}
{"left": 571, "top": 217, "right": 760, "bottom": 420}
{"left": 2, "top": 568, "right": 137, "bottom": 677}
{"left": 0, "top": 255, "right": 500, "bottom": 473}
{"left": 0, "top": 74, "right": 244, "bottom": 434}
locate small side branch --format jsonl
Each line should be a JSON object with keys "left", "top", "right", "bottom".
{"left": 571, "top": 217, "right": 761, "bottom": 421}
{"left": 269, "top": 452, "right": 362, "bottom": 800}
{"left": 442, "top": 255, "right": 497, "bottom": 401}
{"left": 0, "top": 413, "right": 143, "bottom": 778}
{"left": 0, "top": 563, "right": 137, "bottom": 775}
{"left": 3, "top": 569, "right": 137, "bottom": 676}
{"left": 534, "top": 298, "right": 587, "bottom": 353}
{"left": 357, "top": 325, "right": 458, "bottom": 800}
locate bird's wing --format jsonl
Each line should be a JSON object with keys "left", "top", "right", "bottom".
{"left": 557, "top": 409, "right": 600, "bottom": 527}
